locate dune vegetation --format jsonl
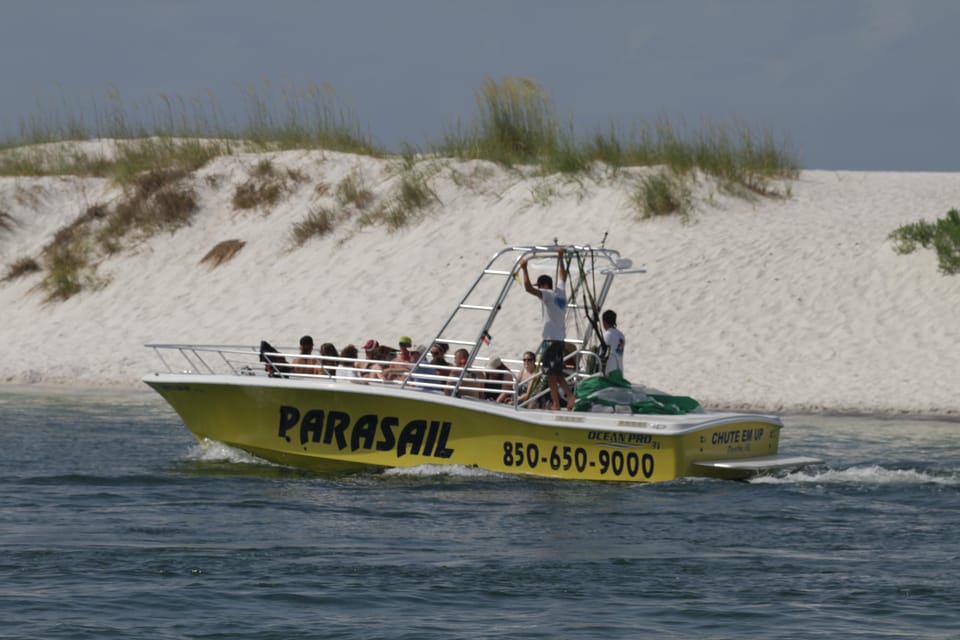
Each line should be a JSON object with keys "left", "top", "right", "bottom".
{"left": 1, "top": 77, "right": 806, "bottom": 300}
{"left": 889, "top": 208, "right": 960, "bottom": 275}
{"left": 1, "top": 78, "right": 799, "bottom": 190}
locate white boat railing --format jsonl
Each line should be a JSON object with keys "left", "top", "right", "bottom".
{"left": 146, "top": 342, "right": 601, "bottom": 410}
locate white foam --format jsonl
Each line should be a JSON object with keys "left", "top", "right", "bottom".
{"left": 184, "top": 438, "right": 277, "bottom": 466}
{"left": 750, "top": 464, "right": 958, "bottom": 486}
{"left": 382, "top": 463, "right": 508, "bottom": 480}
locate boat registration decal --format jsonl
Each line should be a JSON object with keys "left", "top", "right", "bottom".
{"left": 502, "top": 441, "right": 655, "bottom": 479}
{"left": 277, "top": 405, "right": 454, "bottom": 459}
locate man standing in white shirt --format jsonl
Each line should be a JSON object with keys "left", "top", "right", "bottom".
{"left": 602, "top": 309, "right": 625, "bottom": 376}
{"left": 520, "top": 247, "right": 575, "bottom": 411}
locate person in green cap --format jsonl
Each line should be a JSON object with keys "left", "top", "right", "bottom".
{"left": 384, "top": 335, "right": 415, "bottom": 380}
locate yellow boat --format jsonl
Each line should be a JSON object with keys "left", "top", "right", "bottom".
{"left": 144, "top": 244, "right": 819, "bottom": 482}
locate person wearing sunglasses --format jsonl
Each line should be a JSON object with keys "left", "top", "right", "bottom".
{"left": 508, "top": 351, "right": 539, "bottom": 405}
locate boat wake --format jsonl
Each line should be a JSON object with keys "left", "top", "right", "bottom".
{"left": 750, "top": 464, "right": 958, "bottom": 486}
{"left": 185, "top": 439, "right": 279, "bottom": 466}
{"left": 382, "top": 464, "right": 508, "bottom": 480}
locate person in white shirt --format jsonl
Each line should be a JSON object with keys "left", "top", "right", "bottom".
{"left": 602, "top": 309, "right": 625, "bottom": 376}
{"left": 334, "top": 344, "right": 362, "bottom": 382}
{"left": 520, "top": 247, "right": 575, "bottom": 411}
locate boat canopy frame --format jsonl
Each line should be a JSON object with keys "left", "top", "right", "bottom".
{"left": 402, "top": 243, "right": 644, "bottom": 401}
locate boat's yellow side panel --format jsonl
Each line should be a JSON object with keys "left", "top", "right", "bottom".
{"left": 147, "top": 377, "right": 782, "bottom": 483}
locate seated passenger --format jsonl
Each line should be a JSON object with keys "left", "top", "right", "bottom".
{"left": 384, "top": 336, "right": 415, "bottom": 381}
{"left": 394, "top": 336, "right": 414, "bottom": 363}
{"left": 515, "top": 350, "right": 539, "bottom": 404}
{"left": 259, "top": 340, "right": 290, "bottom": 378}
{"left": 429, "top": 342, "right": 450, "bottom": 366}
{"left": 357, "top": 338, "right": 380, "bottom": 372}
{"left": 365, "top": 344, "right": 394, "bottom": 380}
{"left": 291, "top": 335, "right": 315, "bottom": 375}
{"left": 334, "top": 344, "right": 362, "bottom": 381}
{"left": 409, "top": 343, "right": 426, "bottom": 362}
{"left": 447, "top": 348, "right": 482, "bottom": 398}
{"left": 318, "top": 342, "right": 338, "bottom": 376}
{"left": 484, "top": 356, "right": 513, "bottom": 402}
{"left": 409, "top": 344, "right": 439, "bottom": 389}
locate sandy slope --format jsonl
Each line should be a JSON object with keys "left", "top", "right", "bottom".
{"left": 1, "top": 147, "right": 958, "bottom": 414}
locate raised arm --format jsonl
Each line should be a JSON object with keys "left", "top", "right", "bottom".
{"left": 557, "top": 247, "right": 567, "bottom": 284}
{"left": 520, "top": 258, "right": 541, "bottom": 297}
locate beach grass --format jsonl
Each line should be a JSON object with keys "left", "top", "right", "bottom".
{"left": 633, "top": 169, "right": 692, "bottom": 219}
{"left": 2, "top": 78, "right": 798, "bottom": 190}
{"left": 232, "top": 159, "right": 304, "bottom": 211}
{"left": 335, "top": 171, "right": 375, "bottom": 210}
{"left": 439, "top": 78, "right": 798, "bottom": 184}
{"left": 27, "top": 171, "right": 199, "bottom": 300}
{"left": 97, "top": 169, "right": 198, "bottom": 254}
{"left": 0, "top": 82, "right": 379, "bottom": 183}
{"left": 290, "top": 207, "right": 336, "bottom": 247}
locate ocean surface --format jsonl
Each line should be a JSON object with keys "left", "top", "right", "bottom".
{"left": 1, "top": 387, "right": 957, "bottom": 640}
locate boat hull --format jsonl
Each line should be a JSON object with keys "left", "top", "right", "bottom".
{"left": 145, "top": 373, "right": 789, "bottom": 482}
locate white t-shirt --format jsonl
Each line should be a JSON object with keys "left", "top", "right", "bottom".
{"left": 540, "top": 279, "right": 567, "bottom": 341}
{"left": 335, "top": 364, "right": 358, "bottom": 380}
{"left": 603, "top": 326, "right": 625, "bottom": 375}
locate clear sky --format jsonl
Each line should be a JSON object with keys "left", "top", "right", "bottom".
{"left": 2, "top": 0, "right": 958, "bottom": 171}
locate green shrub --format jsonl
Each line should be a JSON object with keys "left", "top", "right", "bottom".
{"left": 40, "top": 237, "right": 90, "bottom": 301}
{"left": 32, "top": 204, "right": 109, "bottom": 297}
{"left": 889, "top": 209, "right": 960, "bottom": 275}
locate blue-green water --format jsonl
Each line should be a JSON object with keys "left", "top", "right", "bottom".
{"left": 1, "top": 387, "right": 957, "bottom": 639}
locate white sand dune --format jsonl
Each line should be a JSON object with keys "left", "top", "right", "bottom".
{"left": 1, "top": 147, "right": 958, "bottom": 415}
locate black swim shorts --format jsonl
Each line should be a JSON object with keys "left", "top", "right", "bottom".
{"left": 541, "top": 340, "right": 565, "bottom": 376}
